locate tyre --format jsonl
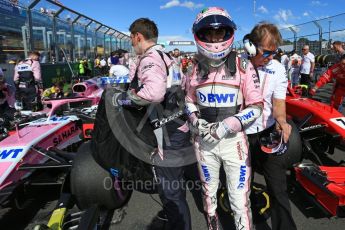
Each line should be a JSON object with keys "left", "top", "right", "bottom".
{"left": 217, "top": 184, "right": 271, "bottom": 224}
{"left": 324, "top": 54, "right": 337, "bottom": 66}
{"left": 285, "top": 120, "right": 303, "bottom": 167}
{"left": 70, "top": 142, "right": 132, "bottom": 210}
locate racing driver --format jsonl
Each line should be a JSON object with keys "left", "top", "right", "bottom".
{"left": 185, "top": 7, "right": 263, "bottom": 230}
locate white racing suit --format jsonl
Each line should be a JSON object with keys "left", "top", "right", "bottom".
{"left": 185, "top": 55, "right": 263, "bottom": 230}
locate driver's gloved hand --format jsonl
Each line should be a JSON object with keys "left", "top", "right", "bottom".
{"left": 192, "top": 118, "right": 209, "bottom": 136}
{"left": 112, "top": 91, "right": 142, "bottom": 110}
{"left": 201, "top": 121, "right": 229, "bottom": 145}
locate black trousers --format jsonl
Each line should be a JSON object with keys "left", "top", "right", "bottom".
{"left": 153, "top": 128, "right": 198, "bottom": 230}
{"left": 155, "top": 165, "right": 191, "bottom": 230}
{"left": 0, "top": 101, "right": 15, "bottom": 122}
{"left": 300, "top": 73, "right": 311, "bottom": 89}
{"left": 247, "top": 126, "right": 297, "bottom": 230}
{"left": 16, "top": 86, "right": 37, "bottom": 110}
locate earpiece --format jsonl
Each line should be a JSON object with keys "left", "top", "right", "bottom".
{"left": 243, "top": 34, "right": 258, "bottom": 57}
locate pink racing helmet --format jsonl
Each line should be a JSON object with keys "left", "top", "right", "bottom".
{"left": 193, "top": 7, "right": 237, "bottom": 61}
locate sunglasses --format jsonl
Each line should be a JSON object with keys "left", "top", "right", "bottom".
{"left": 261, "top": 49, "right": 277, "bottom": 58}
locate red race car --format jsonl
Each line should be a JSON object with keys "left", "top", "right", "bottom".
{"left": 286, "top": 85, "right": 345, "bottom": 217}
{"left": 286, "top": 85, "right": 345, "bottom": 155}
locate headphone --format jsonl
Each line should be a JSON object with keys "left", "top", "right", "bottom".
{"left": 243, "top": 34, "right": 258, "bottom": 57}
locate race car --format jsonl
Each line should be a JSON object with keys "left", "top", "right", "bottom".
{"left": 33, "top": 75, "right": 135, "bottom": 229}
{"left": 0, "top": 114, "right": 83, "bottom": 214}
{"left": 286, "top": 85, "right": 345, "bottom": 217}
{"left": 286, "top": 85, "right": 345, "bottom": 158}
{"left": 0, "top": 78, "right": 102, "bottom": 212}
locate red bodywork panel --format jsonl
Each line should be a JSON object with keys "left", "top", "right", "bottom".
{"left": 82, "top": 123, "right": 94, "bottom": 139}
{"left": 286, "top": 87, "right": 345, "bottom": 140}
{"left": 295, "top": 166, "right": 345, "bottom": 217}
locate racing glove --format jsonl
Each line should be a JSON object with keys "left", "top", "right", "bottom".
{"left": 201, "top": 121, "right": 230, "bottom": 144}
{"left": 112, "top": 91, "right": 138, "bottom": 108}
{"left": 113, "top": 91, "right": 132, "bottom": 106}
{"left": 112, "top": 90, "right": 150, "bottom": 110}
{"left": 186, "top": 103, "right": 203, "bottom": 134}
{"left": 201, "top": 106, "right": 262, "bottom": 145}
{"left": 192, "top": 118, "right": 209, "bottom": 136}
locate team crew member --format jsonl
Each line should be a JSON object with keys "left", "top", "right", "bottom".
{"left": 288, "top": 51, "right": 302, "bottom": 87}
{"left": 300, "top": 45, "right": 315, "bottom": 89}
{"left": 13, "top": 51, "right": 42, "bottom": 110}
{"left": 185, "top": 7, "right": 263, "bottom": 230}
{"left": 244, "top": 22, "right": 300, "bottom": 230}
{"left": 310, "top": 54, "right": 345, "bottom": 112}
{"left": 128, "top": 18, "right": 193, "bottom": 230}
{"left": 332, "top": 41, "right": 345, "bottom": 62}
{"left": 41, "top": 81, "right": 65, "bottom": 100}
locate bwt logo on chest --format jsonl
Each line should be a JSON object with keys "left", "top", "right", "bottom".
{"left": 198, "top": 92, "right": 236, "bottom": 103}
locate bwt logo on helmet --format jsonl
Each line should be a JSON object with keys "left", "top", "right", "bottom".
{"left": 198, "top": 92, "right": 236, "bottom": 104}
{"left": 237, "top": 165, "right": 247, "bottom": 189}
{"left": 202, "top": 165, "right": 211, "bottom": 182}
{"left": 210, "top": 52, "right": 225, "bottom": 58}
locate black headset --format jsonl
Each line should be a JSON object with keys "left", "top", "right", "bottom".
{"left": 243, "top": 34, "right": 258, "bottom": 57}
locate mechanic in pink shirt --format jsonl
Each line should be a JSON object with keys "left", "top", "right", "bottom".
{"left": 122, "top": 18, "right": 195, "bottom": 230}
{"left": 13, "top": 51, "right": 42, "bottom": 110}
{"left": 185, "top": 7, "right": 263, "bottom": 230}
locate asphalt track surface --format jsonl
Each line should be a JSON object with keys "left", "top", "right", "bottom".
{"left": 3, "top": 166, "right": 345, "bottom": 230}
{"left": 1, "top": 82, "right": 345, "bottom": 230}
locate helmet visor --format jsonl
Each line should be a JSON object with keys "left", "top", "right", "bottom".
{"left": 196, "top": 27, "right": 234, "bottom": 43}
{"left": 193, "top": 15, "right": 236, "bottom": 43}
